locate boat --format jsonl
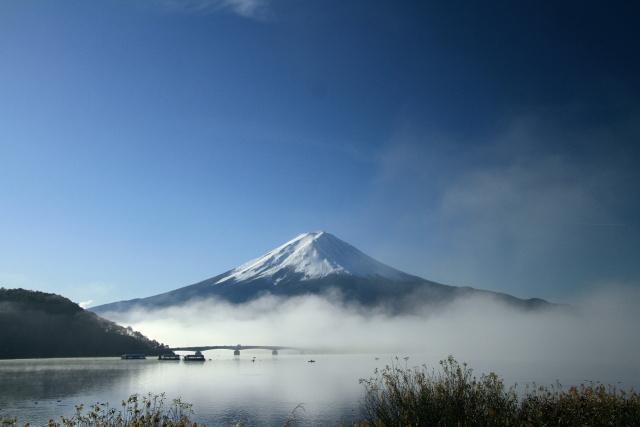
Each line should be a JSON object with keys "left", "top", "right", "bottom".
{"left": 158, "top": 354, "right": 180, "bottom": 360}
{"left": 183, "top": 351, "right": 205, "bottom": 361}
{"left": 121, "top": 354, "right": 146, "bottom": 360}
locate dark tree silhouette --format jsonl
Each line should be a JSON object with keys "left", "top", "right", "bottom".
{"left": 0, "top": 288, "right": 168, "bottom": 359}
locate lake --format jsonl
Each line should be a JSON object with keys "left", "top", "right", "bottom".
{"left": 0, "top": 352, "right": 386, "bottom": 426}
{"left": 1, "top": 352, "right": 639, "bottom": 426}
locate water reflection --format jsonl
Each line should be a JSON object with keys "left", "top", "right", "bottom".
{"left": 0, "top": 358, "right": 151, "bottom": 425}
{"left": 0, "top": 354, "right": 377, "bottom": 426}
{"left": 0, "top": 358, "right": 144, "bottom": 400}
{"left": 1, "top": 353, "right": 638, "bottom": 426}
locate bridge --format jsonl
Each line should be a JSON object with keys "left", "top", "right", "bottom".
{"left": 169, "top": 345, "right": 308, "bottom": 356}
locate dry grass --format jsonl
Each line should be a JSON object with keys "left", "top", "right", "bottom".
{"left": 1, "top": 393, "right": 198, "bottom": 427}
{"left": 356, "top": 356, "right": 640, "bottom": 426}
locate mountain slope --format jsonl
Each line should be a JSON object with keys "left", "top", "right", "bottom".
{"left": 92, "top": 232, "right": 551, "bottom": 314}
{"left": 0, "top": 288, "right": 169, "bottom": 359}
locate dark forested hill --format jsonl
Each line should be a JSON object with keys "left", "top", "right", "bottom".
{"left": 0, "top": 288, "right": 168, "bottom": 359}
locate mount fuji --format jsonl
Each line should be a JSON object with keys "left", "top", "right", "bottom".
{"left": 91, "top": 232, "right": 550, "bottom": 314}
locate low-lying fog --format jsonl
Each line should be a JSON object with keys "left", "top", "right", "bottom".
{"left": 103, "top": 284, "right": 640, "bottom": 388}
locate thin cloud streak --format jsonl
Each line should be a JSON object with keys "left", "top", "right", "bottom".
{"left": 150, "top": 0, "right": 271, "bottom": 19}
{"left": 569, "top": 222, "right": 627, "bottom": 227}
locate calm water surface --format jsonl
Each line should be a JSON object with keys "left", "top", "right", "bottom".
{"left": 1, "top": 353, "right": 638, "bottom": 426}
{"left": 0, "top": 353, "right": 385, "bottom": 426}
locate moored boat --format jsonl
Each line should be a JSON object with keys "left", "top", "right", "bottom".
{"left": 121, "top": 354, "right": 146, "bottom": 359}
{"left": 183, "top": 350, "right": 205, "bottom": 361}
{"left": 158, "top": 354, "right": 180, "bottom": 360}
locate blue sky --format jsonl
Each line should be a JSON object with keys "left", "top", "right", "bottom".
{"left": 1, "top": 0, "right": 639, "bottom": 307}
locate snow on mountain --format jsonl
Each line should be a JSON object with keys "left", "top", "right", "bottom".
{"left": 216, "top": 231, "right": 412, "bottom": 285}
{"left": 90, "top": 231, "right": 554, "bottom": 314}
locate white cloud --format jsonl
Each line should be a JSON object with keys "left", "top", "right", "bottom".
{"left": 223, "top": 0, "right": 268, "bottom": 18}
{"left": 150, "top": 0, "right": 271, "bottom": 19}
{"left": 98, "top": 285, "right": 640, "bottom": 385}
{"left": 79, "top": 299, "right": 94, "bottom": 308}
{"left": 367, "top": 111, "right": 639, "bottom": 300}
{"left": 59, "top": 281, "right": 116, "bottom": 308}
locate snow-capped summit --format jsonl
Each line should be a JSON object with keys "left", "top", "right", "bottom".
{"left": 91, "top": 232, "right": 552, "bottom": 314}
{"left": 216, "top": 231, "right": 412, "bottom": 285}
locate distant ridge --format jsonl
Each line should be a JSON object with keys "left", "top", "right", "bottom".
{"left": 92, "top": 232, "right": 552, "bottom": 314}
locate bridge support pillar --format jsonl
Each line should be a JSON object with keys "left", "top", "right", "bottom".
{"left": 272, "top": 350, "right": 278, "bottom": 355}
{"left": 233, "top": 350, "right": 240, "bottom": 356}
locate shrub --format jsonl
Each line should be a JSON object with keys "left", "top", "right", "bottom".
{"left": 358, "top": 356, "right": 518, "bottom": 426}
{"left": 0, "top": 393, "right": 198, "bottom": 427}
{"left": 357, "top": 356, "right": 640, "bottom": 426}
{"left": 518, "top": 381, "right": 640, "bottom": 426}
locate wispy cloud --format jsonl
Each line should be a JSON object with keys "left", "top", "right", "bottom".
{"left": 367, "top": 110, "right": 640, "bottom": 300}
{"left": 62, "top": 282, "right": 115, "bottom": 308}
{"left": 79, "top": 299, "right": 94, "bottom": 308}
{"left": 151, "top": 0, "right": 272, "bottom": 19}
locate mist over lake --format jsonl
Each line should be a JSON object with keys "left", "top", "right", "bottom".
{"left": 2, "top": 1, "right": 640, "bottom": 424}
{"left": 101, "top": 285, "right": 640, "bottom": 387}
{"left": 2, "top": 350, "right": 638, "bottom": 427}
{"left": 3, "top": 286, "right": 640, "bottom": 425}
